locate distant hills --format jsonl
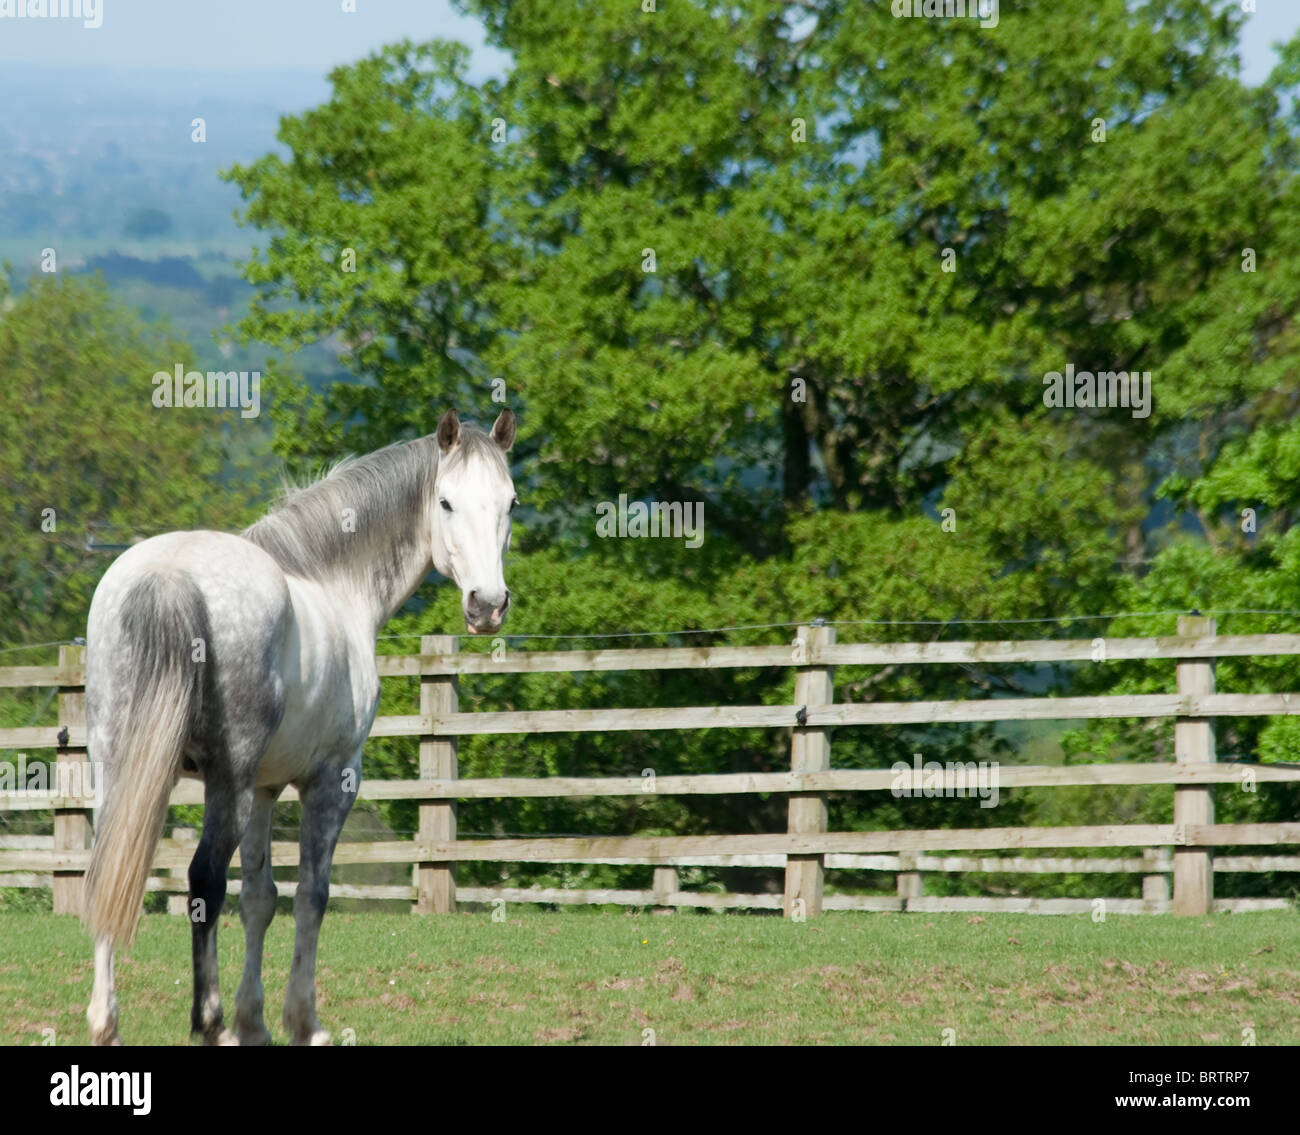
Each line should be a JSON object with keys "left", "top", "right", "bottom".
{"left": 0, "top": 63, "right": 329, "bottom": 265}
{"left": 0, "top": 63, "right": 349, "bottom": 397}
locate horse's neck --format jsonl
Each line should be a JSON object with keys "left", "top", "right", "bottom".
{"left": 353, "top": 523, "right": 434, "bottom": 636}
{"left": 309, "top": 485, "right": 434, "bottom": 635}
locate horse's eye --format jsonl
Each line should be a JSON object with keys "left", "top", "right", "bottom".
{"left": 440, "top": 499, "right": 452, "bottom": 513}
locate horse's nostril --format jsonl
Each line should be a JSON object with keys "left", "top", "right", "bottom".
{"left": 468, "top": 590, "right": 478, "bottom": 607}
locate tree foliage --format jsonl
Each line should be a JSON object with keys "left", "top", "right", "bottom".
{"left": 0, "top": 271, "right": 251, "bottom": 648}
{"left": 212, "top": 1, "right": 1300, "bottom": 896}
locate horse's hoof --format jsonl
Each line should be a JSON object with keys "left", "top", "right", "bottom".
{"left": 196, "top": 1027, "right": 239, "bottom": 1046}
{"left": 88, "top": 1004, "right": 120, "bottom": 1047}
{"left": 291, "top": 1028, "right": 331, "bottom": 1046}
{"left": 236, "top": 1025, "right": 273, "bottom": 1046}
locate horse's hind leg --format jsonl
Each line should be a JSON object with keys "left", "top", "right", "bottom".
{"left": 188, "top": 776, "right": 253, "bottom": 1045}
{"left": 284, "top": 751, "right": 360, "bottom": 1046}
{"left": 86, "top": 709, "right": 120, "bottom": 1046}
{"left": 234, "top": 786, "right": 280, "bottom": 1045}
{"left": 87, "top": 936, "right": 120, "bottom": 1045}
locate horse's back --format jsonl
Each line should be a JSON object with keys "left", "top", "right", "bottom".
{"left": 86, "top": 531, "right": 292, "bottom": 766}
{"left": 90, "top": 530, "right": 289, "bottom": 632}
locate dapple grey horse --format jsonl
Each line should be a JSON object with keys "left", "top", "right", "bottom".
{"left": 83, "top": 408, "right": 516, "bottom": 1045}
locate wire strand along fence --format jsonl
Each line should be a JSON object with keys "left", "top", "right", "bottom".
{"left": 3, "top": 615, "right": 1300, "bottom": 917}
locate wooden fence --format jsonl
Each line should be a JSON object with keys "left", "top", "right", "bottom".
{"left": 3, "top": 615, "right": 1300, "bottom": 918}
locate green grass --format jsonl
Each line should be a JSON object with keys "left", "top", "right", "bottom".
{"left": 2, "top": 909, "right": 1298, "bottom": 1045}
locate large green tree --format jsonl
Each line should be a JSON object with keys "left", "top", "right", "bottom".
{"left": 227, "top": 1, "right": 1300, "bottom": 615}
{"left": 224, "top": 1, "right": 1300, "bottom": 895}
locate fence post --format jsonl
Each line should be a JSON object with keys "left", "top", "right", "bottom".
{"left": 784, "top": 623, "right": 834, "bottom": 918}
{"left": 897, "top": 851, "right": 922, "bottom": 906}
{"left": 415, "top": 635, "right": 458, "bottom": 914}
{"left": 53, "top": 643, "right": 90, "bottom": 916}
{"left": 652, "top": 866, "right": 678, "bottom": 914}
{"left": 1173, "top": 614, "right": 1215, "bottom": 916}
{"left": 167, "top": 827, "right": 198, "bottom": 916}
{"left": 1142, "top": 847, "right": 1170, "bottom": 913}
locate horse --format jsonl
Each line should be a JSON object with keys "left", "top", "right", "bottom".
{"left": 82, "top": 408, "right": 517, "bottom": 1045}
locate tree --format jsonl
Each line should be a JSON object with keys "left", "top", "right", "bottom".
{"left": 222, "top": 2, "right": 1300, "bottom": 897}
{"left": 226, "top": 2, "right": 1300, "bottom": 606}
{"left": 0, "top": 270, "right": 253, "bottom": 648}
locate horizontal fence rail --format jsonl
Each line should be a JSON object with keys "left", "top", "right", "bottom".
{"left": 7, "top": 824, "right": 1300, "bottom": 872}
{"left": 10, "top": 694, "right": 1300, "bottom": 751}
{"left": 2, "top": 619, "right": 1300, "bottom": 917}
{"left": 4, "top": 760, "right": 1298, "bottom": 812}
{"left": 10, "top": 632, "right": 1300, "bottom": 689}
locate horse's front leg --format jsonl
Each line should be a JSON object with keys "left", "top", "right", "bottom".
{"left": 284, "top": 753, "right": 358, "bottom": 1046}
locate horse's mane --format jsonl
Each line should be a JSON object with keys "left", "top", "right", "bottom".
{"left": 241, "top": 434, "right": 438, "bottom": 585}
{"left": 242, "top": 424, "right": 509, "bottom": 590}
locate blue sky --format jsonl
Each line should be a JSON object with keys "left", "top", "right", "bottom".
{"left": 0, "top": 0, "right": 1295, "bottom": 85}
{"left": 0, "top": 0, "right": 508, "bottom": 78}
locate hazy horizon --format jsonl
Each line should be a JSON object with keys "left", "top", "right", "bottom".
{"left": 0, "top": 0, "right": 1293, "bottom": 86}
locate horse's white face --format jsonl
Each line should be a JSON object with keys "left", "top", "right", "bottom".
{"left": 431, "top": 409, "right": 517, "bottom": 635}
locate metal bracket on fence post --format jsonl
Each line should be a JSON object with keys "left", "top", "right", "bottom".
{"left": 1173, "top": 614, "right": 1216, "bottom": 916}
{"left": 415, "top": 634, "right": 458, "bottom": 914}
{"left": 784, "top": 623, "right": 835, "bottom": 918}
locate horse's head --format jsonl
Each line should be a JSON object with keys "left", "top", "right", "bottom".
{"left": 431, "top": 408, "right": 517, "bottom": 635}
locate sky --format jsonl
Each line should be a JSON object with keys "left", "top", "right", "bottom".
{"left": 0, "top": 0, "right": 1295, "bottom": 85}
{"left": 0, "top": 0, "right": 510, "bottom": 79}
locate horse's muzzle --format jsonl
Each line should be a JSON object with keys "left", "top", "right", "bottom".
{"left": 464, "top": 588, "right": 509, "bottom": 635}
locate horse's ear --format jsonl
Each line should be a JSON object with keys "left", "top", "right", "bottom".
{"left": 490, "top": 408, "right": 516, "bottom": 452}
{"left": 436, "top": 409, "right": 460, "bottom": 453}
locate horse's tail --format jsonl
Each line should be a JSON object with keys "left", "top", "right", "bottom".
{"left": 85, "top": 571, "right": 207, "bottom": 948}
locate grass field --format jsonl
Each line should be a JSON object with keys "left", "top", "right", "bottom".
{"left": 1, "top": 909, "right": 1297, "bottom": 1046}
